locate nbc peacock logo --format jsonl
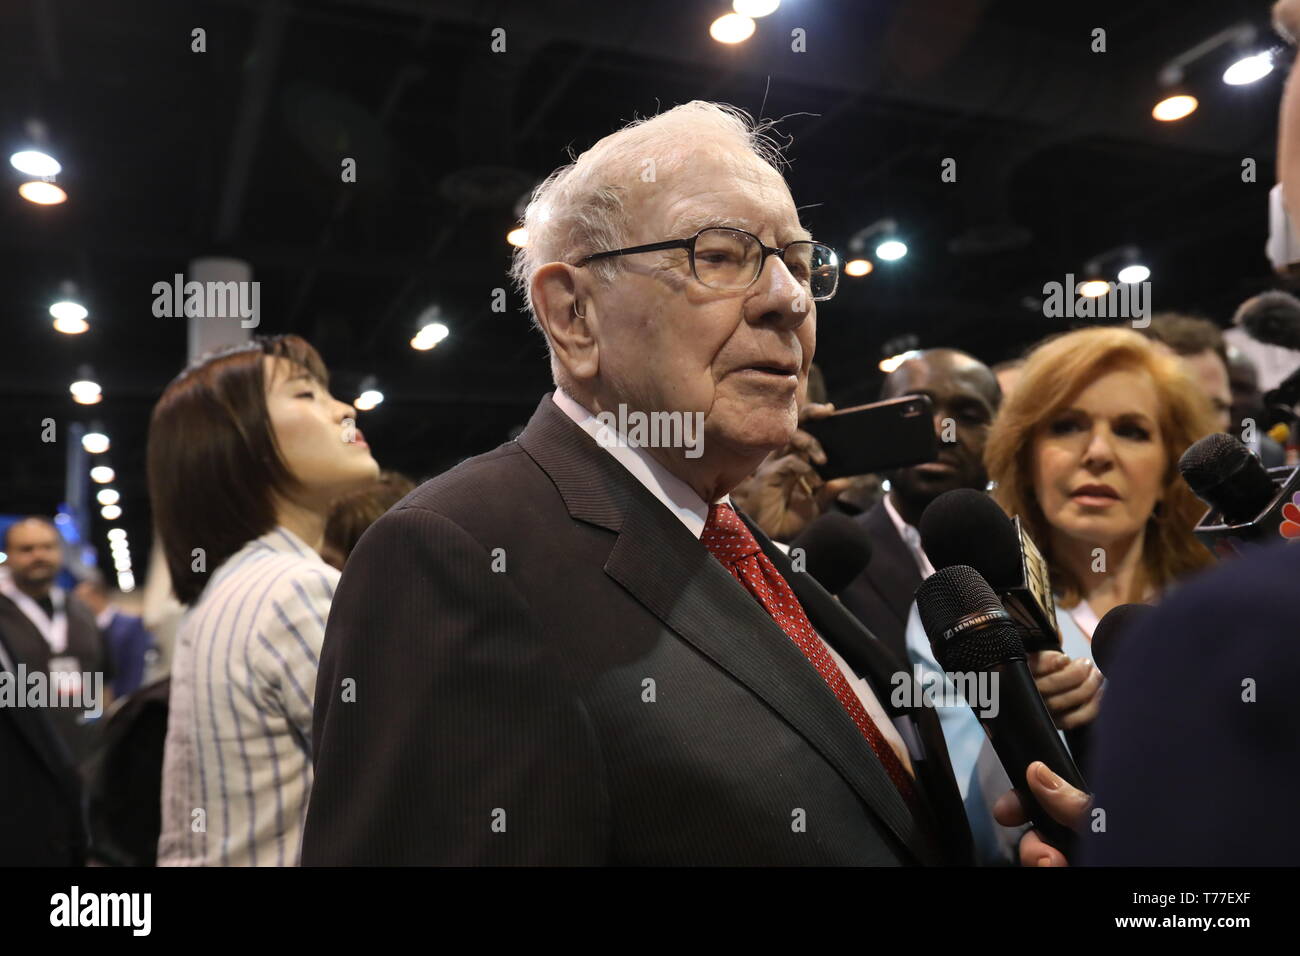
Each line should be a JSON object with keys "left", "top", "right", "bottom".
{"left": 1281, "top": 492, "right": 1300, "bottom": 539}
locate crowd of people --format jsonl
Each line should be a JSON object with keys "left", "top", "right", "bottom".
{"left": 5, "top": 65, "right": 1300, "bottom": 867}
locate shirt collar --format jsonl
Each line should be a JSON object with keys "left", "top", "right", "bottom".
{"left": 551, "top": 389, "right": 728, "bottom": 539}
{"left": 882, "top": 492, "right": 936, "bottom": 579}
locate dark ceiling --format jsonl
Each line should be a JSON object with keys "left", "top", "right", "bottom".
{"left": 1, "top": 0, "right": 1287, "bottom": 577}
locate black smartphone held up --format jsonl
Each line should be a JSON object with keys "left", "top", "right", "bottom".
{"left": 801, "top": 394, "right": 937, "bottom": 480}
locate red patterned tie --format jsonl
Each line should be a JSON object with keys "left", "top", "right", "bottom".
{"left": 701, "top": 502, "right": 920, "bottom": 808}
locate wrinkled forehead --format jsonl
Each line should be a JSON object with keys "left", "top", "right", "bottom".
{"left": 629, "top": 141, "right": 808, "bottom": 244}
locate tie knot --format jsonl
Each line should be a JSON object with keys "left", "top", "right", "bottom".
{"left": 702, "top": 503, "right": 762, "bottom": 564}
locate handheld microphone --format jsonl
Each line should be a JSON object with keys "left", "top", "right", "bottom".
{"left": 1179, "top": 433, "right": 1300, "bottom": 557}
{"left": 787, "top": 511, "right": 873, "bottom": 595}
{"left": 1090, "top": 603, "right": 1152, "bottom": 676}
{"left": 915, "top": 565, "right": 1087, "bottom": 851}
{"left": 919, "top": 488, "right": 1062, "bottom": 651}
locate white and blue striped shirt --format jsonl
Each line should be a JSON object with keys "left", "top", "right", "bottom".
{"left": 157, "top": 526, "right": 338, "bottom": 866}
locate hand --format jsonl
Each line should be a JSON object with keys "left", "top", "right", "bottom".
{"left": 731, "top": 402, "right": 853, "bottom": 541}
{"left": 993, "top": 761, "right": 1092, "bottom": 867}
{"left": 1029, "top": 650, "right": 1103, "bottom": 730}
{"left": 1276, "top": 0, "right": 1300, "bottom": 44}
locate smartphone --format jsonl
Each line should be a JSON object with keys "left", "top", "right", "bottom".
{"left": 801, "top": 394, "right": 937, "bottom": 480}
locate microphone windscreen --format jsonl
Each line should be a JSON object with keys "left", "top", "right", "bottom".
{"left": 1235, "top": 290, "right": 1300, "bottom": 351}
{"left": 788, "top": 511, "right": 873, "bottom": 595}
{"left": 1090, "top": 602, "right": 1152, "bottom": 674}
{"left": 915, "top": 564, "right": 1025, "bottom": 672}
{"left": 1178, "top": 432, "right": 1277, "bottom": 524}
{"left": 918, "top": 488, "right": 1022, "bottom": 589}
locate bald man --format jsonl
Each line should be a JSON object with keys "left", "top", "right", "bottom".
{"left": 839, "top": 349, "right": 1002, "bottom": 663}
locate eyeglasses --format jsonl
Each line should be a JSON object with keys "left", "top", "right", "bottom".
{"left": 575, "top": 226, "right": 840, "bottom": 302}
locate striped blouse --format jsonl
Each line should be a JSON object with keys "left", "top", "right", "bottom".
{"left": 157, "top": 526, "right": 338, "bottom": 866}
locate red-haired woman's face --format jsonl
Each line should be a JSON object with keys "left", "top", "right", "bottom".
{"left": 1031, "top": 367, "right": 1166, "bottom": 553}
{"left": 263, "top": 357, "right": 379, "bottom": 507}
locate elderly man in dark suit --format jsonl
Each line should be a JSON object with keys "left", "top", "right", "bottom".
{"left": 303, "top": 101, "right": 1074, "bottom": 866}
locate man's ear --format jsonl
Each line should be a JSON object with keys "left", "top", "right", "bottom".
{"left": 533, "top": 262, "right": 599, "bottom": 384}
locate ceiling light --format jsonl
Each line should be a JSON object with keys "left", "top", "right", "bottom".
{"left": 18, "top": 181, "right": 67, "bottom": 204}
{"left": 411, "top": 322, "right": 450, "bottom": 351}
{"left": 117, "top": 570, "right": 135, "bottom": 593}
{"left": 734, "top": 0, "right": 779, "bottom": 16}
{"left": 1117, "top": 264, "right": 1150, "bottom": 284}
{"left": 107, "top": 528, "right": 127, "bottom": 542}
{"left": 1223, "top": 51, "right": 1273, "bottom": 86}
{"left": 100, "top": 504, "right": 122, "bottom": 520}
{"left": 879, "top": 350, "right": 921, "bottom": 373}
{"left": 876, "top": 239, "right": 907, "bottom": 261}
{"left": 10, "top": 149, "right": 61, "bottom": 177}
{"left": 506, "top": 227, "right": 528, "bottom": 247}
{"left": 96, "top": 488, "right": 120, "bottom": 506}
{"left": 70, "top": 379, "right": 102, "bottom": 405}
{"left": 1153, "top": 94, "right": 1198, "bottom": 121}
{"left": 91, "top": 465, "right": 115, "bottom": 484}
{"left": 1078, "top": 279, "right": 1112, "bottom": 298}
{"left": 710, "top": 13, "right": 755, "bottom": 43}
{"left": 82, "top": 431, "right": 110, "bottom": 454}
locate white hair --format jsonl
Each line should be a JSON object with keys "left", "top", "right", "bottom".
{"left": 508, "top": 101, "right": 792, "bottom": 332}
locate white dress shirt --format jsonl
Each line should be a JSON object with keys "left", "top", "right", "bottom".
{"left": 158, "top": 525, "right": 338, "bottom": 867}
{"left": 551, "top": 389, "right": 913, "bottom": 773}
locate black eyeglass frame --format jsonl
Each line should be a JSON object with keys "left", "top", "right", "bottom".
{"left": 574, "top": 226, "right": 840, "bottom": 301}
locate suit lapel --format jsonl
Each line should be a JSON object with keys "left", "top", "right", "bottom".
{"left": 860, "top": 502, "right": 923, "bottom": 625}
{"left": 517, "top": 396, "right": 928, "bottom": 862}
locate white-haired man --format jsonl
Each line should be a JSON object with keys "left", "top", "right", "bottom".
{"left": 304, "top": 101, "right": 1081, "bottom": 865}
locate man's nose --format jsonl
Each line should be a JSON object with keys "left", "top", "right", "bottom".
{"left": 744, "top": 253, "right": 809, "bottom": 330}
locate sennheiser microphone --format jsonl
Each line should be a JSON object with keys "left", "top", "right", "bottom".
{"left": 919, "top": 488, "right": 1062, "bottom": 651}
{"left": 1090, "top": 603, "right": 1152, "bottom": 676}
{"left": 787, "top": 511, "right": 873, "bottom": 595}
{"left": 915, "top": 565, "right": 1087, "bottom": 851}
{"left": 1179, "top": 432, "right": 1300, "bottom": 557}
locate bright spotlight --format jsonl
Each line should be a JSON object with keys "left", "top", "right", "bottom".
{"left": 1153, "top": 94, "right": 1198, "bottom": 121}
{"left": 411, "top": 322, "right": 450, "bottom": 351}
{"left": 96, "top": 488, "right": 120, "bottom": 506}
{"left": 91, "top": 465, "right": 115, "bottom": 484}
{"left": 1078, "top": 279, "right": 1112, "bottom": 298}
{"left": 879, "top": 349, "right": 921, "bottom": 373}
{"left": 82, "top": 432, "right": 110, "bottom": 454}
{"left": 107, "top": 528, "right": 127, "bottom": 541}
{"left": 845, "top": 259, "right": 874, "bottom": 277}
{"left": 734, "top": 0, "right": 780, "bottom": 16}
{"left": 506, "top": 227, "right": 528, "bottom": 247}
{"left": 118, "top": 570, "right": 136, "bottom": 593}
{"left": 876, "top": 240, "right": 907, "bottom": 261}
{"left": 10, "top": 150, "right": 61, "bottom": 177}
{"left": 1117, "top": 264, "right": 1150, "bottom": 284}
{"left": 1223, "top": 51, "right": 1273, "bottom": 86}
{"left": 18, "top": 181, "right": 67, "bottom": 204}
{"left": 70, "top": 380, "right": 102, "bottom": 405}
{"left": 355, "top": 389, "right": 384, "bottom": 411}
{"left": 710, "top": 13, "right": 755, "bottom": 43}
{"left": 100, "top": 504, "right": 122, "bottom": 520}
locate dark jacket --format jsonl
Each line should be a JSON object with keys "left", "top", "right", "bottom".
{"left": 303, "top": 395, "right": 973, "bottom": 866}
{"left": 838, "top": 500, "right": 924, "bottom": 665}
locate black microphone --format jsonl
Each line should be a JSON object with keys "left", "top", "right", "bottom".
{"left": 1090, "top": 603, "right": 1152, "bottom": 676}
{"left": 919, "top": 488, "right": 1062, "bottom": 652}
{"left": 915, "top": 565, "right": 1087, "bottom": 851}
{"left": 787, "top": 511, "right": 873, "bottom": 595}
{"left": 1179, "top": 433, "right": 1300, "bottom": 558}
{"left": 1234, "top": 289, "right": 1300, "bottom": 352}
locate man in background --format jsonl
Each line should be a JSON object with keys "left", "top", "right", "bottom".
{"left": 838, "top": 349, "right": 1001, "bottom": 663}
{"left": 1138, "top": 312, "right": 1233, "bottom": 433}
{"left": 75, "top": 571, "right": 155, "bottom": 698}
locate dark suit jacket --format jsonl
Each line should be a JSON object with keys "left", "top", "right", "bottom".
{"left": 0, "top": 592, "right": 108, "bottom": 763}
{"left": 838, "top": 500, "right": 923, "bottom": 665}
{"left": 303, "top": 395, "right": 973, "bottom": 866}
{"left": 102, "top": 610, "right": 153, "bottom": 697}
{"left": 1082, "top": 541, "right": 1300, "bottom": 866}
{"left": 0, "top": 629, "right": 87, "bottom": 865}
